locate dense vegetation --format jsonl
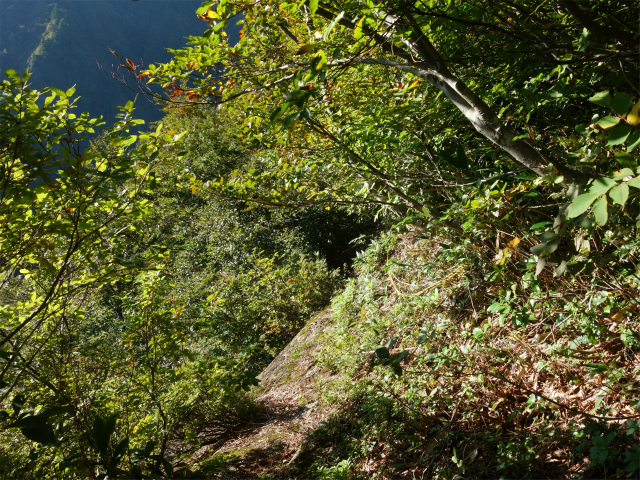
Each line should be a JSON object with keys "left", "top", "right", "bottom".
{"left": 1, "top": 0, "right": 639, "bottom": 478}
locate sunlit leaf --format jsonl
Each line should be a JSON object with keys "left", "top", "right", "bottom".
{"left": 609, "top": 183, "right": 629, "bottom": 206}
{"left": 588, "top": 91, "right": 611, "bottom": 108}
{"left": 566, "top": 193, "right": 600, "bottom": 218}
{"left": 597, "top": 116, "right": 620, "bottom": 129}
{"left": 587, "top": 177, "right": 616, "bottom": 195}
{"left": 628, "top": 176, "right": 640, "bottom": 189}
{"left": 626, "top": 100, "right": 640, "bottom": 126}
{"left": 592, "top": 196, "right": 608, "bottom": 226}
{"left": 294, "top": 44, "right": 314, "bottom": 55}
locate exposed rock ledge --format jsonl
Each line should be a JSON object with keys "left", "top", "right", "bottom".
{"left": 191, "top": 308, "right": 339, "bottom": 478}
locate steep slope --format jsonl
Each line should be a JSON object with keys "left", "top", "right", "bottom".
{"left": 185, "top": 227, "right": 640, "bottom": 479}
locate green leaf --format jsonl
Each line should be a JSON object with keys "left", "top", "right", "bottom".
{"left": 144, "top": 440, "right": 155, "bottom": 456}
{"left": 417, "top": 326, "right": 431, "bottom": 345}
{"left": 309, "top": 0, "right": 318, "bottom": 14}
{"left": 529, "top": 221, "right": 553, "bottom": 231}
{"left": 587, "top": 177, "right": 616, "bottom": 195}
{"left": 23, "top": 425, "right": 56, "bottom": 445}
{"left": 530, "top": 243, "right": 547, "bottom": 257}
{"left": 592, "top": 196, "right": 608, "bottom": 226}
{"left": 11, "top": 394, "right": 25, "bottom": 415}
{"left": 281, "top": 111, "right": 299, "bottom": 131}
{"left": 293, "top": 44, "right": 314, "bottom": 56}
{"left": 354, "top": 17, "right": 364, "bottom": 40}
{"left": 394, "top": 350, "right": 409, "bottom": 363}
{"left": 612, "top": 168, "right": 634, "bottom": 180}
{"left": 577, "top": 27, "right": 590, "bottom": 50}
{"left": 589, "top": 91, "right": 611, "bottom": 108}
{"left": 626, "top": 130, "right": 640, "bottom": 152}
{"left": 607, "top": 125, "right": 632, "bottom": 146}
{"left": 7, "top": 416, "right": 41, "bottom": 429}
{"left": 162, "top": 456, "right": 174, "bottom": 476}
{"left": 611, "top": 92, "right": 631, "bottom": 115}
{"left": 591, "top": 444, "right": 608, "bottom": 464}
{"left": 375, "top": 347, "right": 390, "bottom": 360}
{"left": 39, "top": 406, "right": 74, "bottom": 419}
{"left": 93, "top": 414, "right": 117, "bottom": 455}
{"left": 554, "top": 260, "right": 567, "bottom": 277}
{"left": 311, "top": 49, "right": 327, "bottom": 71}
{"left": 609, "top": 183, "right": 629, "bottom": 206}
{"left": 299, "top": 108, "right": 311, "bottom": 120}
{"left": 196, "top": 1, "right": 214, "bottom": 15}
{"left": 615, "top": 152, "right": 639, "bottom": 170}
{"left": 567, "top": 193, "right": 600, "bottom": 218}
{"left": 113, "top": 437, "right": 129, "bottom": 463}
{"left": 487, "top": 302, "right": 506, "bottom": 313}
{"left": 531, "top": 239, "right": 560, "bottom": 257}
{"left": 38, "top": 258, "right": 57, "bottom": 275}
{"left": 585, "top": 363, "right": 608, "bottom": 376}
{"left": 597, "top": 116, "right": 620, "bottom": 129}
{"left": 456, "top": 145, "right": 469, "bottom": 169}
{"left": 9, "top": 416, "right": 56, "bottom": 445}
{"left": 110, "top": 135, "right": 137, "bottom": 148}
{"left": 628, "top": 176, "right": 640, "bottom": 189}
{"left": 385, "top": 337, "right": 397, "bottom": 349}
{"left": 4, "top": 69, "right": 20, "bottom": 82}
{"left": 49, "top": 87, "right": 65, "bottom": 97}
{"left": 269, "top": 103, "right": 290, "bottom": 123}
{"left": 441, "top": 149, "right": 467, "bottom": 169}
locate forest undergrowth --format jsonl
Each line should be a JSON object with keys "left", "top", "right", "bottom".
{"left": 304, "top": 221, "right": 640, "bottom": 478}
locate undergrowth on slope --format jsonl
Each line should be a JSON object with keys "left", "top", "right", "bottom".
{"left": 310, "top": 214, "right": 640, "bottom": 478}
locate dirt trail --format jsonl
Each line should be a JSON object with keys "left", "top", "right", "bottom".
{"left": 190, "top": 309, "right": 338, "bottom": 479}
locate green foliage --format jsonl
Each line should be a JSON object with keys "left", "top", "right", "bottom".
{"left": 0, "top": 79, "right": 353, "bottom": 477}
{"left": 308, "top": 202, "right": 639, "bottom": 477}
{"left": 3, "top": 0, "right": 640, "bottom": 477}
{"left": 564, "top": 91, "right": 640, "bottom": 230}
{"left": 0, "top": 68, "right": 187, "bottom": 478}
{"left": 139, "top": 0, "right": 638, "bottom": 222}
{"left": 0, "top": 67, "right": 161, "bottom": 397}
{"left": 314, "top": 459, "right": 352, "bottom": 480}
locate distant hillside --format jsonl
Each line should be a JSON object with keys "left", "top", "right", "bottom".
{"left": 0, "top": 0, "right": 223, "bottom": 124}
